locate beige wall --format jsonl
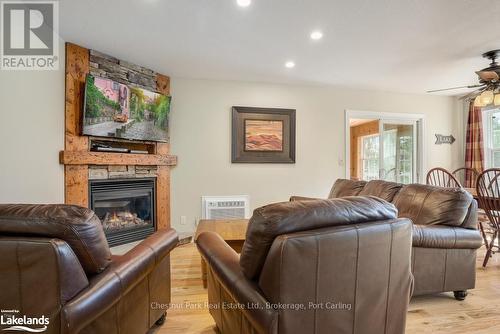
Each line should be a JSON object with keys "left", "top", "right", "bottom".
{"left": 0, "top": 41, "right": 65, "bottom": 203}
{"left": 170, "top": 78, "right": 463, "bottom": 233}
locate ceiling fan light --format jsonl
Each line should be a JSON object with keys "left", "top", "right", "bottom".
{"left": 480, "top": 90, "right": 495, "bottom": 105}
{"left": 495, "top": 94, "right": 500, "bottom": 106}
{"left": 474, "top": 96, "right": 485, "bottom": 107}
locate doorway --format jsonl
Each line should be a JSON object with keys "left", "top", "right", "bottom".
{"left": 346, "top": 111, "right": 424, "bottom": 184}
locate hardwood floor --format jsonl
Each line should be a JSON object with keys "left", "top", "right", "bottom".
{"left": 153, "top": 243, "right": 500, "bottom": 334}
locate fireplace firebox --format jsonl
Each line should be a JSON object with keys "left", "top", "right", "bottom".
{"left": 89, "top": 178, "right": 156, "bottom": 247}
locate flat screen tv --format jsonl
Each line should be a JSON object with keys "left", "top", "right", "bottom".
{"left": 82, "top": 74, "right": 171, "bottom": 142}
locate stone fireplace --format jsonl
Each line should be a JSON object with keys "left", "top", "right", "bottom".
{"left": 89, "top": 178, "right": 156, "bottom": 246}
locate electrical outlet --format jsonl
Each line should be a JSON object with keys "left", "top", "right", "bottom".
{"left": 180, "top": 216, "right": 187, "bottom": 225}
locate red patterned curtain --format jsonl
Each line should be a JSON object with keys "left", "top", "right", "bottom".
{"left": 465, "top": 101, "right": 484, "bottom": 186}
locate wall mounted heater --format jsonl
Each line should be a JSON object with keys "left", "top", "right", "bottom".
{"left": 201, "top": 195, "right": 250, "bottom": 220}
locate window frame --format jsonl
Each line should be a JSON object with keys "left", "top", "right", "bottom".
{"left": 345, "top": 110, "right": 425, "bottom": 183}
{"left": 483, "top": 107, "right": 500, "bottom": 168}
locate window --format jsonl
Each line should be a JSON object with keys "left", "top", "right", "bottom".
{"left": 398, "top": 134, "right": 413, "bottom": 184}
{"left": 484, "top": 109, "right": 500, "bottom": 168}
{"left": 347, "top": 111, "right": 423, "bottom": 183}
{"left": 381, "top": 128, "right": 412, "bottom": 183}
{"left": 361, "top": 134, "right": 380, "bottom": 181}
{"left": 382, "top": 129, "right": 397, "bottom": 181}
{"left": 360, "top": 126, "right": 414, "bottom": 183}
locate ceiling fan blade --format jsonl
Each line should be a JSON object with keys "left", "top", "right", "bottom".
{"left": 426, "top": 84, "right": 483, "bottom": 93}
{"left": 459, "top": 87, "right": 487, "bottom": 100}
{"left": 476, "top": 70, "right": 499, "bottom": 81}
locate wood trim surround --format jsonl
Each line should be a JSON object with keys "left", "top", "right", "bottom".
{"left": 154, "top": 73, "right": 171, "bottom": 231}
{"left": 64, "top": 43, "right": 90, "bottom": 207}
{"left": 61, "top": 43, "right": 176, "bottom": 229}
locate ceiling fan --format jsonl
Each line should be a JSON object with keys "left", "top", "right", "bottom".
{"left": 427, "top": 49, "right": 500, "bottom": 107}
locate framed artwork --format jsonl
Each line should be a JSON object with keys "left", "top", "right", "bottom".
{"left": 232, "top": 106, "right": 296, "bottom": 163}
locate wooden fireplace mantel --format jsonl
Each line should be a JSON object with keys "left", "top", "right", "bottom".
{"left": 59, "top": 151, "right": 178, "bottom": 166}
{"left": 61, "top": 42, "right": 176, "bottom": 230}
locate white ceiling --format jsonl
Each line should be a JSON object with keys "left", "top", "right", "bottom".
{"left": 60, "top": 0, "right": 500, "bottom": 95}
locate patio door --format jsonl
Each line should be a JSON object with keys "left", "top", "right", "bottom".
{"left": 379, "top": 120, "right": 417, "bottom": 184}
{"left": 347, "top": 111, "right": 423, "bottom": 184}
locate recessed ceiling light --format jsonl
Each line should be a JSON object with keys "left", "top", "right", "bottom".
{"left": 285, "top": 61, "right": 295, "bottom": 68}
{"left": 310, "top": 30, "right": 323, "bottom": 40}
{"left": 237, "top": 0, "right": 251, "bottom": 7}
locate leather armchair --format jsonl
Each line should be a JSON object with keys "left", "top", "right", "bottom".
{"left": 0, "top": 204, "right": 178, "bottom": 334}
{"left": 292, "top": 179, "right": 483, "bottom": 300}
{"left": 197, "top": 197, "right": 413, "bottom": 334}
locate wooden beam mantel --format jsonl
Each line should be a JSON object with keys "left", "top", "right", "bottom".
{"left": 60, "top": 151, "right": 178, "bottom": 166}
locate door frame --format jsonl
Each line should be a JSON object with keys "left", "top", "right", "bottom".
{"left": 345, "top": 110, "right": 426, "bottom": 183}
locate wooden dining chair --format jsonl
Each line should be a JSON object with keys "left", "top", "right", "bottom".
{"left": 476, "top": 168, "right": 500, "bottom": 267}
{"left": 426, "top": 167, "right": 461, "bottom": 188}
{"left": 453, "top": 167, "right": 480, "bottom": 188}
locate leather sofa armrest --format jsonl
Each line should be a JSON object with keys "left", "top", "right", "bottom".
{"left": 125, "top": 228, "right": 179, "bottom": 263}
{"left": 61, "top": 229, "right": 178, "bottom": 333}
{"left": 196, "top": 232, "right": 277, "bottom": 333}
{"left": 461, "top": 199, "right": 478, "bottom": 230}
{"left": 412, "top": 225, "right": 483, "bottom": 249}
{"left": 289, "top": 195, "right": 322, "bottom": 202}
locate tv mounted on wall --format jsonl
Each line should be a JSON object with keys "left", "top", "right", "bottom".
{"left": 82, "top": 74, "right": 171, "bottom": 142}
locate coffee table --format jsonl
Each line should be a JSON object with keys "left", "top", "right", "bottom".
{"left": 195, "top": 219, "right": 249, "bottom": 288}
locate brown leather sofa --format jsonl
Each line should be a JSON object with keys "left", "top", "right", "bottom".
{"left": 0, "top": 204, "right": 178, "bottom": 334}
{"left": 197, "top": 196, "right": 414, "bottom": 334}
{"left": 292, "top": 179, "right": 483, "bottom": 300}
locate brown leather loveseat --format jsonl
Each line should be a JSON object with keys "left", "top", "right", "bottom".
{"left": 197, "top": 196, "right": 414, "bottom": 334}
{"left": 0, "top": 204, "right": 178, "bottom": 334}
{"left": 293, "top": 179, "right": 483, "bottom": 300}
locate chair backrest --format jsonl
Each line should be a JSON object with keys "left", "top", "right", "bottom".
{"left": 328, "top": 178, "right": 477, "bottom": 229}
{"left": 0, "top": 236, "right": 89, "bottom": 332}
{"left": 240, "top": 196, "right": 398, "bottom": 280}
{"left": 358, "top": 179, "right": 404, "bottom": 202}
{"left": 393, "top": 183, "right": 475, "bottom": 228}
{"left": 476, "top": 168, "right": 500, "bottom": 228}
{"left": 453, "top": 167, "right": 479, "bottom": 188}
{"left": 426, "top": 167, "right": 461, "bottom": 188}
{"left": 258, "top": 218, "right": 413, "bottom": 334}
{"left": 328, "top": 179, "right": 366, "bottom": 198}
{"left": 0, "top": 204, "right": 112, "bottom": 275}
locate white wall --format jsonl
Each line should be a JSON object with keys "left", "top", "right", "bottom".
{"left": 170, "top": 78, "right": 463, "bottom": 234}
{"left": 0, "top": 42, "right": 65, "bottom": 203}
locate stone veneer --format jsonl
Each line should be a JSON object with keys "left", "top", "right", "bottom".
{"left": 89, "top": 165, "right": 158, "bottom": 180}
{"left": 89, "top": 49, "right": 157, "bottom": 91}
{"left": 86, "top": 49, "right": 164, "bottom": 182}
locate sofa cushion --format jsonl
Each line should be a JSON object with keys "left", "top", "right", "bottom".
{"left": 240, "top": 196, "right": 398, "bottom": 280}
{"left": 328, "top": 179, "right": 367, "bottom": 198}
{"left": 393, "top": 184, "right": 473, "bottom": 227}
{"left": 0, "top": 204, "right": 111, "bottom": 275}
{"left": 412, "top": 225, "right": 482, "bottom": 249}
{"left": 359, "top": 180, "right": 403, "bottom": 202}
